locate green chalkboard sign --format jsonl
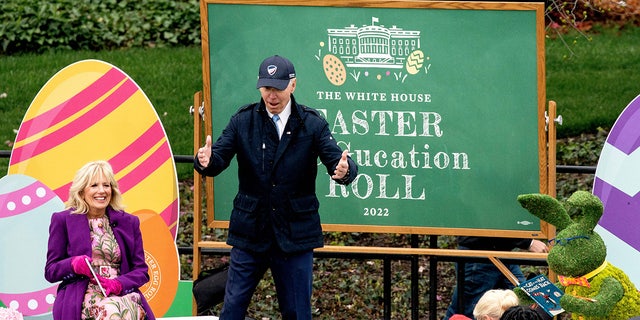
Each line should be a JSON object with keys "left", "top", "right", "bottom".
{"left": 200, "top": 0, "right": 548, "bottom": 236}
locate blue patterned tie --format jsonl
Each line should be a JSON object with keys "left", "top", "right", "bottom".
{"left": 272, "top": 114, "right": 281, "bottom": 138}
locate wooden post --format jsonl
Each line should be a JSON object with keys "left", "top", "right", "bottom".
{"left": 547, "top": 100, "right": 558, "bottom": 198}
{"left": 546, "top": 100, "right": 558, "bottom": 282}
{"left": 192, "top": 91, "right": 203, "bottom": 315}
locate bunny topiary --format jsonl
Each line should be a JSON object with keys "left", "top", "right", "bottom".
{"left": 516, "top": 190, "right": 640, "bottom": 320}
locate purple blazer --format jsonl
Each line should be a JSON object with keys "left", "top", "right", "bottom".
{"left": 44, "top": 207, "right": 155, "bottom": 320}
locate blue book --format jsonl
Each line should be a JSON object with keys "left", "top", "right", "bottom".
{"left": 518, "top": 274, "right": 565, "bottom": 317}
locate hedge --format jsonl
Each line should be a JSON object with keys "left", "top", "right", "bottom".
{"left": 0, "top": 0, "right": 200, "bottom": 55}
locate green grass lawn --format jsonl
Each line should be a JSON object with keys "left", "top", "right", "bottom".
{"left": 546, "top": 25, "right": 640, "bottom": 137}
{"left": 1, "top": 26, "right": 640, "bottom": 179}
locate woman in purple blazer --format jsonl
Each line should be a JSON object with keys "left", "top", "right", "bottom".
{"left": 45, "top": 161, "right": 154, "bottom": 320}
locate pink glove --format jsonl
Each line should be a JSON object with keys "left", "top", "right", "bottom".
{"left": 71, "top": 255, "right": 93, "bottom": 278}
{"left": 98, "top": 276, "right": 122, "bottom": 296}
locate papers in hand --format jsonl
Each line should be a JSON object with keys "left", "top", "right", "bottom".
{"left": 84, "top": 257, "right": 107, "bottom": 297}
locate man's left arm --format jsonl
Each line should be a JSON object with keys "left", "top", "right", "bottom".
{"left": 313, "top": 113, "right": 358, "bottom": 184}
{"left": 319, "top": 129, "right": 357, "bottom": 185}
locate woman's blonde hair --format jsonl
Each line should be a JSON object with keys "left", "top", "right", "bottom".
{"left": 65, "top": 160, "right": 125, "bottom": 214}
{"left": 473, "top": 289, "right": 519, "bottom": 320}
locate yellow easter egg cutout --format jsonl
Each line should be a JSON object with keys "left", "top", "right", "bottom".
{"left": 8, "top": 59, "right": 181, "bottom": 316}
{"left": 8, "top": 59, "right": 179, "bottom": 237}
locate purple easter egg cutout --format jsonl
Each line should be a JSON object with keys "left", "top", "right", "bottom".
{"left": 593, "top": 93, "right": 640, "bottom": 287}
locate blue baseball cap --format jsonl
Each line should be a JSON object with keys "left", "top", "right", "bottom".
{"left": 256, "top": 55, "right": 296, "bottom": 90}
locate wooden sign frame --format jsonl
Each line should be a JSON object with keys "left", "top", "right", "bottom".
{"left": 197, "top": 0, "right": 552, "bottom": 240}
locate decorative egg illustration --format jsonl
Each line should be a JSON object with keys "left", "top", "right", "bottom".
{"left": 405, "top": 50, "right": 424, "bottom": 75}
{"left": 6, "top": 59, "right": 181, "bottom": 316}
{"left": 0, "top": 174, "right": 64, "bottom": 317}
{"left": 593, "top": 93, "right": 640, "bottom": 286}
{"left": 322, "top": 54, "right": 347, "bottom": 86}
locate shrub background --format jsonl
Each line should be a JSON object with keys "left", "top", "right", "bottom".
{"left": 0, "top": 0, "right": 200, "bottom": 55}
{"left": 3, "top": 0, "right": 639, "bottom": 56}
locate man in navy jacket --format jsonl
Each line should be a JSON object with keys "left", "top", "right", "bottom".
{"left": 194, "top": 55, "right": 357, "bottom": 319}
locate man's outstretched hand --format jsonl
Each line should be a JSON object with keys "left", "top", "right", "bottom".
{"left": 197, "top": 135, "right": 212, "bottom": 167}
{"left": 332, "top": 150, "right": 350, "bottom": 180}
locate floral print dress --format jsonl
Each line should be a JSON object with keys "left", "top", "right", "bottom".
{"left": 81, "top": 217, "right": 146, "bottom": 320}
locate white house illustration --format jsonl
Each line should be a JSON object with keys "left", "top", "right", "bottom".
{"left": 327, "top": 17, "right": 421, "bottom": 69}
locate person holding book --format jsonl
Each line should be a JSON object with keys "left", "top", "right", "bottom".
{"left": 443, "top": 236, "right": 548, "bottom": 319}
{"left": 44, "top": 160, "right": 155, "bottom": 320}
